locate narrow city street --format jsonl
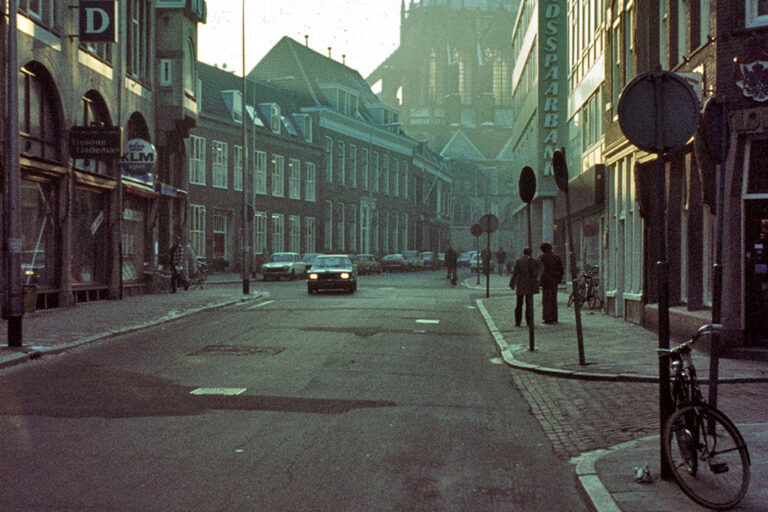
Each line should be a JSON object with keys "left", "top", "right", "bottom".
{"left": 0, "top": 272, "right": 587, "bottom": 511}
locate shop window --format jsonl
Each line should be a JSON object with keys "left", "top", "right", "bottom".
{"left": 748, "top": 139, "right": 768, "bottom": 193}
{"left": 19, "top": 65, "right": 62, "bottom": 162}
{"left": 122, "top": 196, "right": 147, "bottom": 281}
{"left": 72, "top": 187, "right": 108, "bottom": 285}
{"left": 20, "top": 178, "right": 57, "bottom": 288}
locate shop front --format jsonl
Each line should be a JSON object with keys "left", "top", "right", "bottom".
{"left": 743, "top": 137, "right": 768, "bottom": 345}
{"left": 71, "top": 176, "right": 112, "bottom": 302}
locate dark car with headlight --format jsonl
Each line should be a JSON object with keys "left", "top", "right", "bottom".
{"left": 307, "top": 254, "right": 358, "bottom": 294}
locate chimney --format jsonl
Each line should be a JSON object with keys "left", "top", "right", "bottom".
{"left": 328, "top": 47, "right": 332, "bottom": 58}
{"left": 304, "top": 34, "right": 309, "bottom": 46}
{"left": 342, "top": 54, "right": 346, "bottom": 65}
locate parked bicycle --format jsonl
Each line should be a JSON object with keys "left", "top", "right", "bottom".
{"left": 567, "top": 266, "right": 603, "bottom": 310}
{"left": 188, "top": 256, "right": 208, "bottom": 290}
{"left": 659, "top": 324, "right": 750, "bottom": 510}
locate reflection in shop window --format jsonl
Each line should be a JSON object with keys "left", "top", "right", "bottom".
{"left": 122, "top": 197, "right": 147, "bottom": 281}
{"left": 21, "top": 178, "right": 57, "bottom": 287}
{"left": 72, "top": 187, "right": 108, "bottom": 285}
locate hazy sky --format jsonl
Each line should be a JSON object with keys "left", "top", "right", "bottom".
{"left": 198, "top": 0, "right": 404, "bottom": 78}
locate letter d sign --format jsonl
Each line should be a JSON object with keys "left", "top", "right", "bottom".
{"left": 80, "top": 1, "right": 116, "bottom": 43}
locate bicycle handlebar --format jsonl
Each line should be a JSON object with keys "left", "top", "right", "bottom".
{"left": 657, "top": 323, "right": 722, "bottom": 357}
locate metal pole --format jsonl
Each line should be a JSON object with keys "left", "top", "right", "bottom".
{"left": 565, "top": 187, "right": 586, "bottom": 365}
{"left": 6, "top": 0, "right": 22, "bottom": 346}
{"left": 485, "top": 229, "right": 490, "bottom": 298}
{"left": 527, "top": 203, "right": 535, "bottom": 351}
{"left": 708, "top": 159, "right": 726, "bottom": 410}
{"left": 241, "top": 0, "right": 249, "bottom": 295}
{"left": 117, "top": 0, "right": 124, "bottom": 300}
{"left": 475, "top": 236, "right": 480, "bottom": 285}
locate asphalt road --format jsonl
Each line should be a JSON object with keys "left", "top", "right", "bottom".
{"left": 0, "top": 270, "right": 587, "bottom": 511}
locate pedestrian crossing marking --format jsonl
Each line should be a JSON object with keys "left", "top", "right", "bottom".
{"left": 190, "top": 387, "right": 246, "bottom": 396}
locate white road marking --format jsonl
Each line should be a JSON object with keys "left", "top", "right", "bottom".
{"left": 415, "top": 319, "right": 439, "bottom": 324}
{"left": 190, "top": 387, "right": 246, "bottom": 396}
{"left": 247, "top": 300, "right": 275, "bottom": 309}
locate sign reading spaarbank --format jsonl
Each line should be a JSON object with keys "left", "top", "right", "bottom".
{"left": 539, "top": 0, "right": 567, "bottom": 178}
{"left": 122, "top": 138, "right": 156, "bottom": 186}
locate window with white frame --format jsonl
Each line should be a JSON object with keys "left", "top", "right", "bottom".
{"left": 20, "top": 0, "right": 56, "bottom": 27}
{"left": 383, "top": 155, "right": 390, "bottom": 194}
{"left": 350, "top": 144, "right": 357, "bottom": 187}
{"left": 213, "top": 214, "right": 227, "bottom": 260}
{"left": 212, "top": 141, "right": 228, "bottom": 188}
{"left": 349, "top": 205, "right": 357, "bottom": 252}
{"left": 234, "top": 145, "right": 243, "bottom": 191}
{"left": 336, "top": 203, "right": 345, "bottom": 251}
{"left": 325, "top": 201, "right": 333, "bottom": 250}
{"left": 254, "top": 150, "right": 267, "bottom": 194}
{"left": 288, "top": 158, "right": 301, "bottom": 199}
{"left": 189, "top": 136, "right": 206, "bottom": 185}
{"left": 272, "top": 213, "right": 285, "bottom": 252}
{"left": 403, "top": 162, "right": 409, "bottom": 199}
{"left": 189, "top": 204, "right": 206, "bottom": 258}
{"left": 372, "top": 152, "right": 380, "bottom": 192}
{"left": 393, "top": 159, "right": 400, "bottom": 197}
{"left": 271, "top": 104, "right": 281, "bottom": 133}
{"left": 272, "top": 155, "right": 285, "bottom": 197}
{"left": 288, "top": 215, "right": 301, "bottom": 252}
{"left": 360, "top": 148, "right": 369, "bottom": 190}
{"left": 305, "top": 162, "right": 316, "bottom": 201}
{"left": 305, "top": 216, "right": 316, "bottom": 252}
{"left": 128, "top": 0, "right": 151, "bottom": 84}
{"left": 325, "top": 137, "right": 333, "bottom": 182}
{"left": 747, "top": 0, "right": 768, "bottom": 27}
{"left": 253, "top": 211, "right": 267, "bottom": 255}
{"left": 338, "top": 140, "right": 346, "bottom": 185}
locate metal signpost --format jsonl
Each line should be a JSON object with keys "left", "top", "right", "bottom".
{"left": 617, "top": 69, "right": 700, "bottom": 479}
{"left": 553, "top": 149, "right": 586, "bottom": 365}
{"left": 479, "top": 214, "right": 499, "bottom": 298}
{"left": 470, "top": 222, "right": 483, "bottom": 285}
{"left": 700, "top": 97, "right": 730, "bottom": 414}
{"left": 519, "top": 166, "right": 536, "bottom": 351}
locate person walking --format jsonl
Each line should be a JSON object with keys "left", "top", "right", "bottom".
{"left": 445, "top": 244, "right": 458, "bottom": 285}
{"left": 495, "top": 247, "right": 507, "bottom": 276}
{"left": 169, "top": 235, "right": 190, "bottom": 293}
{"left": 538, "top": 242, "right": 564, "bottom": 324}
{"left": 481, "top": 247, "right": 492, "bottom": 275}
{"left": 509, "top": 247, "right": 540, "bottom": 327}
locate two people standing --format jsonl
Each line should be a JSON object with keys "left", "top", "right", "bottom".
{"left": 509, "top": 242, "right": 564, "bottom": 326}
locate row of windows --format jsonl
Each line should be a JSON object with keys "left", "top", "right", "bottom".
{"left": 324, "top": 137, "right": 410, "bottom": 199}
{"left": 189, "top": 136, "right": 317, "bottom": 201}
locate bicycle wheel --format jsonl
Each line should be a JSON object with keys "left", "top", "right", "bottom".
{"left": 587, "top": 283, "right": 603, "bottom": 310}
{"left": 663, "top": 405, "right": 750, "bottom": 510}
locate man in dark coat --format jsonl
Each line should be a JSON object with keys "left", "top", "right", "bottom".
{"left": 538, "top": 242, "right": 564, "bottom": 324}
{"left": 496, "top": 247, "right": 507, "bottom": 276}
{"left": 169, "top": 235, "right": 190, "bottom": 293}
{"left": 509, "top": 247, "right": 540, "bottom": 327}
{"left": 444, "top": 244, "right": 458, "bottom": 284}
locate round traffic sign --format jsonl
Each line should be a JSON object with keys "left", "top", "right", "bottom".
{"left": 479, "top": 214, "right": 499, "bottom": 233}
{"left": 617, "top": 70, "right": 700, "bottom": 153}
{"left": 519, "top": 166, "right": 536, "bottom": 203}
{"left": 470, "top": 223, "right": 483, "bottom": 237}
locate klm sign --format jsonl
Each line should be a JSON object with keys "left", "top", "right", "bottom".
{"left": 79, "top": 1, "right": 117, "bottom": 43}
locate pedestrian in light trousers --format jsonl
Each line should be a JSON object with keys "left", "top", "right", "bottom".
{"left": 509, "top": 247, "right": 540, "bottom": 327}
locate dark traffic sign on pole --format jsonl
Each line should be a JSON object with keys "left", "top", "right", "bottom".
{"left": 553, "top": 149, "right": 586, "bottom": 365}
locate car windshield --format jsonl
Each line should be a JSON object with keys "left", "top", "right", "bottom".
{"left": 271, "top": 254, "right": 295, "bottom": 262}
{"left": 315, "top": 257, "right": 349, "bottom": 268}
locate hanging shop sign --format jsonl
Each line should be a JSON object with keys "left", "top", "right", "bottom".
{"left": 69, "top": 125, "right": 122, "bottom": 160}
{"left": 122, "top": 138, "right": 156, "bottom": 186}
{"left": 79, "top": 1, "right": 117, "bottom": 43}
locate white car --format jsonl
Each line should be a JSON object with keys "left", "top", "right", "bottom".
{"left": 261, "top": 252, "right": 306, "bottom": 280}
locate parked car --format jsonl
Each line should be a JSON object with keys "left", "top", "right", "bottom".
{"left": 381, "top": 253, "right": 413, "bottom": 272}
{"left": 307, "top": 254, "right": 358, "bottom": 294}
{"left": 352, "top": 254, "right": 382, "bottom": 274}
{"left": 421, "top": 251, "right": 438, "bottom": 269}
{"left": 261, "top": 252, "right": 306, "bottom": 280}
{"left": 301, "top": 253, "right": 322, "bottom": 273}
{"left": 470, "top": 253, "right": 496, "bottom": 273}
{"left": 402, "top": 250, "right": 425, "bottom": 270}
{"left": 457, "top": 251, "right": 477, "bottom": 267}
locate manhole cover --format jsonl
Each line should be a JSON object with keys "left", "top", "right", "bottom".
{"left": 188, "top": 345, "right": 285, "bottom": 356}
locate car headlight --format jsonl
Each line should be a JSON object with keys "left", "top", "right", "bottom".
{"left": 309, "top": 273, "right": 319, "bottom": 280}
{"left": 340, "top": 272, "right": 350, "bottom": 279}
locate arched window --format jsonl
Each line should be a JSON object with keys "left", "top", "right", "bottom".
{"left": 19, "top": 63, "right": 62, "bottom": 162}
{"left": 76, "top": 91, "right": 113, "bottom": 174}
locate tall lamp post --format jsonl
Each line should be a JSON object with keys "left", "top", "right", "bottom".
{"left": 241, "top": 0, "right": 250, "bottom": 294}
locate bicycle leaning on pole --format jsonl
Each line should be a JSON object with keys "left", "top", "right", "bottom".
{"left": 658, "top": 324, "right": 750, "bottom": 510}
{"left": 566, "top": 266, "right": 603, "bottom": 310}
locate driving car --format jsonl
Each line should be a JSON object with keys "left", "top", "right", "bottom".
{"left": 352, "top": 254, "right": 382, "bottom": 274}
{"left": 402, "top": 250, "right": 425, "bottom": 270}
{"left": 261, "top": 252, "right": 306, "bottom": 280}
{"left": 457, "top": 250, "right": 477, "bottom": 267}
{"left": 381, "top": 253, "right": 413, "bottom": 272}
{"left": 470, "top": 253, "right": 496, "bottom": 273}
{"left": 307, "top": 254, "right": 358, "bottom": 294}
{"left": 301, "top": 253, "right": 322, "bottom": 273}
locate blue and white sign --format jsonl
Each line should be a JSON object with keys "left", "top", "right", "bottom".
{"left": 122, "top": 138, "right": 156, "bottom": 186}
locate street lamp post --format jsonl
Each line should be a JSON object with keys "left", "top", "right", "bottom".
{"left": 241, "top": 0, "right": 250, "bottom": 294}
